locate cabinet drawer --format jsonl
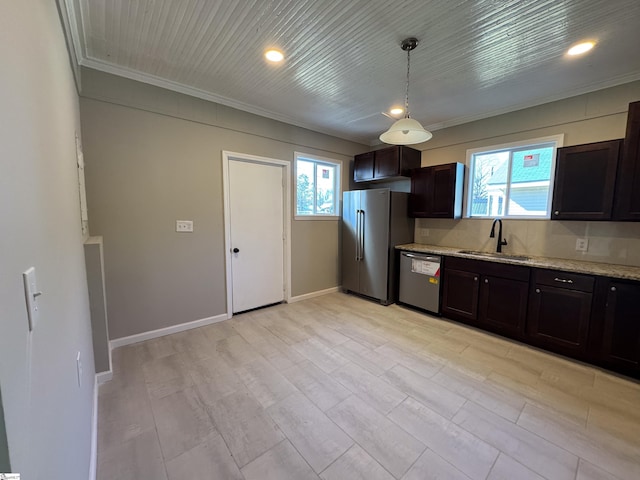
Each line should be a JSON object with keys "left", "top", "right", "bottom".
{"left": 534, "top": 269, "right": 594, "bottom": 292}
{"left": 446, "top": 256, "right": 529, "bottom": 282}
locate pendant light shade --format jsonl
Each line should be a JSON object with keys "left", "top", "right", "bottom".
{"left": 379, "top": 118, "right": 432, "bottom": 145}
{"left": 380, "top": 38, "right": 432, "bottom": 145}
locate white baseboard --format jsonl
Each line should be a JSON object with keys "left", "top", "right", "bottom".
{"left": 109, "top": 313, "right": 228, "bottom": 349}
{"left": 89, "top": 375, "right": 98, "bottom": 480}
{"left": 288, "top": 286, "right": 340, "bottom": 303}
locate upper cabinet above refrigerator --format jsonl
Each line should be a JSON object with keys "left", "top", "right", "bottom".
{"left": 353, "top": 146, "right": 420, "bottom": 183}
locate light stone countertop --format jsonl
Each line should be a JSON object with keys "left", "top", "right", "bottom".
{"left": 396, "top": 243, "right": 640, "bottom": 281}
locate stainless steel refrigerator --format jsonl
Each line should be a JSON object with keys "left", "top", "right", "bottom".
{"left": 342, "top": 188, "right": 414, "bottom": 305}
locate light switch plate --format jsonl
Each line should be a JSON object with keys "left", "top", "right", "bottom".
{"left": 176, "top": 220, "right": 194, "bottom": 232}
{"left": 23, "top": 267, "right": 40, "bottom": 331}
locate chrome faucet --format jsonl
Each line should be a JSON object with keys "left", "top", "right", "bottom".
{"left": 490, "top": 218, "right": 508, "bottom": 253}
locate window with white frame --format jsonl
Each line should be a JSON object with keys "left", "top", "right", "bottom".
{"left": 466, "top": 135, "right": 564, "bottom": 219}
{"left": 294, "top": 152, "right": 341, "bottom": 218}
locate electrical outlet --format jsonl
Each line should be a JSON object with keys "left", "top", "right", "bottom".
{"left": 576, "top": 238, "right": 588, "bottom": 252}
{"left": 76, "top": 351, "right": 82, "bottom": 387}
{"left": 421, "top": 228, "right": 430, "bottom": 237}
{"left": 176, "top": 220, "right": 194, "bottom": 232}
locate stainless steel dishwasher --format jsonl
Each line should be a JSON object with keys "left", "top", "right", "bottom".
{"left": 399, "top": 251, "right": 442, "bottom": 314}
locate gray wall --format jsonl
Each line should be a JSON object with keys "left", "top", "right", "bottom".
{"left": 0, "top": 1, "right": 95, "bottom": 479}
{"left": 416, "top": 81, "right": 640, "bottom": 265}
{"left": 80, "top": 70, "right": 367, "bottom": 339}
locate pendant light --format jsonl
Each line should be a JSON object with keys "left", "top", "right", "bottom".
{"left": 379, "top": 38, "right": 432, "bottom": 145}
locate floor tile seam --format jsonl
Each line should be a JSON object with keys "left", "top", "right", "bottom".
{"left": 452, "top": 399, "right": 581, "bottom": 461}
{"left": 518, "top": 402, "right": 640, "bottom": 464}
{"left": 197, "top": 384, "right": 275, "bottom": 471}
{"left": 385, "top": 395, "right": 501, "bottom": 472}
{"left": 325, "top": 394, "right": 430, "bottom": 480}
{"left": 515, "top": 400, "right": 626, "bottom": 453}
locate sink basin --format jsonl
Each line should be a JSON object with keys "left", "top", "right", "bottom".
{"left": 458, "top": 250, "right": 530, "bottom": 261}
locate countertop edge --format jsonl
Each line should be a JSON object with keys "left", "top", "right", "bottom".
{"left": 395, "top": 243, "right": 640, "bottom": 281}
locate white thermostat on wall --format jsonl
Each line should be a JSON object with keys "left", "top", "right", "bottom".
{"left": 176, "top": 220, "right": 194, "bottom": 232}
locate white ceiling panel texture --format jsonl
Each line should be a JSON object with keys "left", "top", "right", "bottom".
{"left": 71, "top": 0, "right": 640, "bottom": 144}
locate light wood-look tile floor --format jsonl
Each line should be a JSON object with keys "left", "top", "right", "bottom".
{"left": 97, "top": 293, "right": 640, "bottom": 480}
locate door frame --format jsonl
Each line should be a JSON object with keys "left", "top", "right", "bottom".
{"left": 222, "top": 151, "right": 291, "bottom": 318}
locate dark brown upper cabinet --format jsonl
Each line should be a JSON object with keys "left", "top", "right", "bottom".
{"left": 551, "top": 139, "right": 622, "bottom": 220}
{"left": 410, "top": 163, "right": 464, "bottom": 218}
{"left": 613, "top": 101, "right": 640, "bottom": 220}
{"left": 353, "top": 146, "right": 420, "bottom": 183}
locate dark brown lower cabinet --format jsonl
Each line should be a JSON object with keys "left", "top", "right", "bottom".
{"left": 528, "top": 289, "right": 592, "bottom": 359}
{"left": 479, "top": 275, "right": 528, "bottom": 338}
{"left": 601, "top": 280, "right": 640, "bottom": 372}
{"left": 439, "top": 255, "right": 640, "bottom": 379}
{"left": 442, "top": 257, "right": 529, "bottom": 339}
{"left": 442, "top": 268, "right": 479, "bottom": 322}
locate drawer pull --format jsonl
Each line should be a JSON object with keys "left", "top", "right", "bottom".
{"left": 535, "top": 288, "right": 540, "bottom": 294}
{"left": 474, "top": 277, "right": 478, "bottom": 281}
{"left": 554, "top": 211, "right": 560, "bottom": 215}
{"left": 611, "top": 286, "right": 617, "bottom": 292}
{"left": 554, "top": 277, "right": 574, "bottom": 284}
{"left": 484, "top": 279, "right": 489, "bottom": 284}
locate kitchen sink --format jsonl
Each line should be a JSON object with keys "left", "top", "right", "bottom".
{"left": 458, "top": 250, "right": 530, "bottom": 261}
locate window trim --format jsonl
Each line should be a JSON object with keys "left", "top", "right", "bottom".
{"left": 464, "top": 134, "right": 564, "bottom": 219}
{"left": 294, "top": 152, "right": 342, "bottom": 220}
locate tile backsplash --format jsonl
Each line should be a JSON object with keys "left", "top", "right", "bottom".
{"left": 415, "top": 218, "right": 640, "bottom": 267}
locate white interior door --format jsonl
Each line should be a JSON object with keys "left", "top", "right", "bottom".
{"left": 228, "top": 158, "right": 285, "bottom": 313}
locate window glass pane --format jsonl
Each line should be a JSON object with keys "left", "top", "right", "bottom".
{"left": 296, "top": 160, "right": 315, "bottom": 215}
{"left": 470, "top": 151, "right": 509, "bottom": 217}
{"left": 315, "top": 164, "right": 335, "bottom": 214}
{"left": 508, "top": 146, "right": 554, "bottom": 216}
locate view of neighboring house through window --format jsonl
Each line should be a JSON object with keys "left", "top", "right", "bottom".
{"left": 295, "top": 152, "right": 341, "bottom": 218}
{"left": 466, "top": 135, "right": 563, "bottom": 218}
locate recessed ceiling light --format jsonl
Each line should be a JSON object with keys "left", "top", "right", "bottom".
{"left": 265, "top": 49, "right": 284, "bottom": 62}
{"left": 389, "top": 107, "right": 404, "bottom": 115}
{"left": 567, "top": 41, "right": 595, "bottom": 56}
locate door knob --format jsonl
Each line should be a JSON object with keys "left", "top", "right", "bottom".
{"left": 232, "top": 247, "right": 240, "bottom": 253}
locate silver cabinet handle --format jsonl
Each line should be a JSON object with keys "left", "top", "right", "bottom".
{"left": 473, "top": 276, "right": 478, "bottom": 281}
{"left": 554, "top": 277, "right": 574, "bottom": 284}
{"left": 484, "top": 278, "right": 489, "bottom": 283}
{"left": 535, "top": 288, "right": 540, "bottom": 294}
{"left": 554, "top": 211, "right": 560, "bottom": 215}
{"left": 611, "top": 286, "right": 617, "bottom": 292}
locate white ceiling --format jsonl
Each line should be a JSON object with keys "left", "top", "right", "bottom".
{"left": 65, "top": 0, "right": 640, "bottom": 145}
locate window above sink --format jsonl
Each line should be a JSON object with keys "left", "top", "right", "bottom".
{"left": 465, "top": 134, "right": 564, "bottom": 219}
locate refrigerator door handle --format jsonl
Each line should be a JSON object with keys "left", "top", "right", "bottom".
{"left": 359, "top": 210, "right": 365, "bottom": 260}
{"left": 355, "top": 209, "right": 361, "bottom": 261}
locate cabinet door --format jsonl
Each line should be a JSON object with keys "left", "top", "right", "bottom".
{"left": 374, "top": 147, "right": 401, "bottom": 179}
{"left": 614, "top": 101, "right": 640, "bottom": 220}
{"left": 409, "top": 167, "right": 433, "bottom": 217}
{"left": 478, "top": 276, "right": 528, "bottom": 338}
{"left": 410, "top": 163, "right": 463, "bottom": 218}
{"left": 527, "top": 285, "right": 592, "bottom": 356}
{"left": 602, "top": 281, "right": 640, "bottom": 370}
{"left": 354, "top": 152, "right": 374, "bottom": 182}
{"left": 551, "top": 140, "right": 621, "bottom": 220}
{"left": 430, "top": 164, "right": 457, "bottom": 217}
{"left": 442, "top": 268, "right": 479, "bottom": 322}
